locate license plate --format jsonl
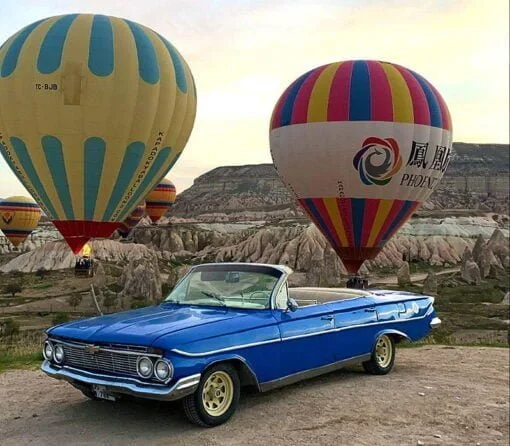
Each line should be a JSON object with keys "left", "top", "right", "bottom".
{"left": 91, "top": 385, "right": 116, "bottom": 401}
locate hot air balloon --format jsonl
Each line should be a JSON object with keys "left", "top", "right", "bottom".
{"left": 270, "top": 60, "right": 452, "bottom": 274}
{"left": 0, "top": 196, "right": 41, "bottom": 247}
{"left": 117, "top": 201, "right": 146, "bottom": 237}
{"left": 0, "top": 14, "right": 196, "bottom": 254}
{"left": 145, "top": 178, "right": 176, "bottom": 224}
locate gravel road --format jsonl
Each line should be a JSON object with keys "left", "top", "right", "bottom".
{"left": 0, "top": 346, "right": 508, "bottom": 446}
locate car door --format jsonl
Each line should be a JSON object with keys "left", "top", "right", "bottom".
{"left": 327, "top": 297, "right": 379, "bottom": 361}
{"left": 271, "top": 284, "right": 336, "bottom": 377}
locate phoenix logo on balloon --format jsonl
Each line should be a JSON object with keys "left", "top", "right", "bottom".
{"left": 353, "top": 137, "right": 403, "bottom": 186}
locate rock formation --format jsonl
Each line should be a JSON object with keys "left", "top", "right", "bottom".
{"left": 461, "top": 261, "right": 482, "bottom": 285}
{"left": 397, "top": 262, "right": 411, "bottom": 286}
{"left": 423, "top": 272, "right": 438, "bottom": 295}
{"left": 0, "top": 239, "right": 157, "bottom": 273}
{"left": 172, "top": 143, "right": 509, "bottom": 219}
{"left": 118, "top": 255, "right": 162, "bottom": 304}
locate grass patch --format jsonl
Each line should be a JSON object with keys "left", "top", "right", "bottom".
{"left": 32, "top": 283, "right": 53, "bottom": 290}
{"left": 0, "top": 351, "right": 43, "bottom": 373}
{"left": 0, "top": 330, "right": 44, "bottom": 373}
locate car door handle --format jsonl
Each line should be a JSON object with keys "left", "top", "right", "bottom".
{"left": 321, "top": 315, "right": 334, "bottom": 321}
{"left": 364, "top": 308, "right": 376, "bottom": 313}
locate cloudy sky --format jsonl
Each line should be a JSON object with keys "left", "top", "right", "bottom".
{"left": 0, "top": 0, "right": 508, "bottom": 197}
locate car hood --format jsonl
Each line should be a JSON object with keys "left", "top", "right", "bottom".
{"left": 48, "top": 304, "right": 247, "bottom": 346}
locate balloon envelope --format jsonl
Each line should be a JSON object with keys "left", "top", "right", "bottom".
{"left": 118, "top": 201, "right": 146, "bottom": 237}
{"left": 270, "top": 60, "right": 452, "bottom": 273}
{"left": 0, "top": 14, "right": 196, "bottom": 254}
{"left": 0, "top": 196, "right": 41, "bottom": 247}
{"left": 146, "top": 178, "right": 176, "bottom": 224}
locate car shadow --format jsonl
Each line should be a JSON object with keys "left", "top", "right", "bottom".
{"left": 23, "top": 364, "right": 408, "bottom": 439}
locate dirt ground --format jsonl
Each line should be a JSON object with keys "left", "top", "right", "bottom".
{"left": 0, "top": 346, "right": 508, "bottom": 446}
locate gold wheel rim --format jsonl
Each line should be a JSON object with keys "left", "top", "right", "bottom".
{"left": 375, "top": 335, "right": 393, "bottom": 368}
{"left": 202, "top": 371, "right": 234, "bottom": 417}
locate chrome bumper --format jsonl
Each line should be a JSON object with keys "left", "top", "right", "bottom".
{"left": 430, "top": 317, "right": 442, "bottom": 329}
{"left": 41, "top": 360, "right": 200, "bottom": 401}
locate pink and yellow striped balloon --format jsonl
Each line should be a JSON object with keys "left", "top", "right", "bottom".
{"left": 270, "top": 60, "right": 453, "bottom": 273}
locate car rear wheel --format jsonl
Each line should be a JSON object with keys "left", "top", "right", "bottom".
{"left": 183, "top": 363, "right": 240, "bottom": 427}
{"left": 363, "top": 334, "right": 395, "bottom": 375}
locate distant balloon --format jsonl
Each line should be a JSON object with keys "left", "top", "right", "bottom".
{"left": 0, "top": 196, "right": 41, "bottom": 247}
{"left": 118, "top": 201, "right": 146, "bottom": 237}
{"left": 146, "top": 178, "right": 176, "bottom": 224}
{"left": 270, "top": 60, "right": 452, "bottom": 273}
{"left": 0, "top": 14, "right": 197, "bottom": 254}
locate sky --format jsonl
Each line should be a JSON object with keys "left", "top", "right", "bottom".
{"left": 0, "top": 0, "right": 508, "bottom": 197}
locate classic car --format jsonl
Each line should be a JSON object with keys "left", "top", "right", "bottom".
{"left": 41, "top": 262, "right": 441, "bottom": 427}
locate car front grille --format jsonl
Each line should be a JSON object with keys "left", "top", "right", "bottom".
{"left": 56, "top": 340, "right": 158, "bottom": 381}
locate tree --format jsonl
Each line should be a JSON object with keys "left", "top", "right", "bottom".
{"left": 103, "top": 293, "right": 119, "bottom": 312}
{"left": 52, "top": 312, "right": 69, "bottom": 325}
{"left": 67, "top": 293, "right": 83, "bottom": 310}
{"left": 35, "top": 268, "right": 48, "bottom": 279}
{"left": 3, "top": 283, "right": 22, "bottom": 297}
{"left": 1, "top": 318, "right": 20, "bottom": 337}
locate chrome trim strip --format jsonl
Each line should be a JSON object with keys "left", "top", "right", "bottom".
{"left": 63, "top": 365, "right": 165, "bottom": 386}
{"left": 171, "top": 307, "right": 435, "bottom": 357}
{"left": 48, "top": 338, "right": 162, "bottom": 358}
{"left": 41, "top": 361, "right": 200, "bottom": 402}
{"left": 430, "top": 317, "right": 441, "bottom": 329}
{"left": 376, "top": 329, "right": 411, "bottom": 341}
{"left": 172, "top": 338, "right": 280, "bottom": 357}
{"left": 282, "top": 308, "right": 433, "bottom": 342}
{"left": 259, "top": 353, "right": 371, "bottom": 392}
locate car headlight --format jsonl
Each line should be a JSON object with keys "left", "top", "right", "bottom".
{"left": 154, "top": 359, "right": 173, "bottom": 381}
{"left": 53, "top": 344, "right": 65, "bottom": 364}
{"left": 137, "top": 357, "right": 154, "bottom": 378}
{"left": 43, "top": 341, "right": 53, "bottom": 360}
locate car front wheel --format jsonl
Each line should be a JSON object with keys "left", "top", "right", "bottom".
{"left": 363, "top": 334, "right": 396, "bottom": 375}
{"left": 182, "top": 363, "right": 240, "bottom": 427}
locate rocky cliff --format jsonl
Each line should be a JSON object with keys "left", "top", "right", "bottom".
{"left": 172, "top": 143, "right": 509, "bottom": 219}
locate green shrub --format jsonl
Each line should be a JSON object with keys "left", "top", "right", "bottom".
{"left": 130, "top": 296, "right": 148, "bottom": 309}
{"left": 67, "top": 293, "right": 83, "bottom": 310}
{"left": 1, "top": 318, "right": 20, "bottom": 337}
{"left": 3, "top": 283, "right": 23, "bottom": 297}
{"left": 161, "top": 283, "right": 172, "bottom": 297}
{"left": 108, "top": 283, "right": 123, "bottom": 293}
{"left": 52, "top": 312, "right": 70, "bottom": 325}
{"left": 103, "top": 294, "right": 118, "bottom": 312}
{"left": 35, "top": 268, "right": 48, "bottom": 279}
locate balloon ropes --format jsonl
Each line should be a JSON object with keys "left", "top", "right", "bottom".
{"left": 0, "top": 196, "right": 41, "bottom": 247}
{"left": 269, "top": 60, "right": 452, "bottom": 273}
{"left": 0, "top": 14, "right": 197, "bottom": 254}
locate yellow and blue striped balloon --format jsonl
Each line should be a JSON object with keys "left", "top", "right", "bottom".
{"left": 0, "top": 196, "right": 41, "bottom": 247}
{"left": 0, "top": 14, "right": 196, "bottom": 253}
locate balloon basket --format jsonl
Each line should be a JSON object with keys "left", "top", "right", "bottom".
{"left": 346, "top": 275, "right": 369, "bottom": 290}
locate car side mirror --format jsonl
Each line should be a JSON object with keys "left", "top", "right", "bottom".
{"left": 286, "top": 298, "right": 298, "bottom": 312}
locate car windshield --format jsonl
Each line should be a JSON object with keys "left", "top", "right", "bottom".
{"left": 163, "top": 265, "right": 282, "bottom": 309}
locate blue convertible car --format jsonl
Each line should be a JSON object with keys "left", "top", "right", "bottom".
{"left": 42, "top": 262, "right": 441, "bottom": 426}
